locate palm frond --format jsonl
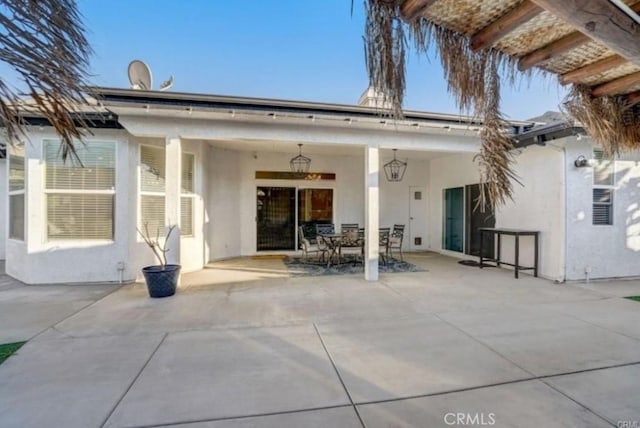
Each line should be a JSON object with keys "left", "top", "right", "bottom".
{"left": 562, "top": 85, "right": 640, "bottom": 157}
{"left": 0, "top": 0, "right": 92, "bottom": 162}
{"left": 364, "top": 1, "right": 526, "bottom": 208}
{"left": 364, "top": 0, "right": 406, "bottom": 118}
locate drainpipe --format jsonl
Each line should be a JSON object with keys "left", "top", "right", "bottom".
{"left": 117, "top": 261, "right": 125, "bottom": 284}
{"left": 560, "top": 145, "right": 568, "bottom": 283}
{"left": 541, "top": 142, "right": 568, "bottom": 283}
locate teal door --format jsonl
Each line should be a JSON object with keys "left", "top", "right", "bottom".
{"left": 444, "top": 187, "right": 464, "bottom": 252}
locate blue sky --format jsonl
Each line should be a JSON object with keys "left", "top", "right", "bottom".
{"left": 37, "top": 1, "right": 569, "bottom": 119}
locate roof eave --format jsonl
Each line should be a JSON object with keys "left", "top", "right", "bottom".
{"left": 88, "top": 86, "right": 534, "bottom": 128}
{"left": 512, "top": 121, "right": 585, "bottom": 148}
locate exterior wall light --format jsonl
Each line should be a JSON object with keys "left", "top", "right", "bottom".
{"left": 384, "top": 149, "right": 407, "bottom": 182}
{"left": 574, "top": 155, "right": 589, "bottom": 168}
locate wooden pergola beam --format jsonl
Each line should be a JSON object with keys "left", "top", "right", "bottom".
{"left": 592, "top": 71, "right": 640, "bottom": 97}
{"left": 529, "top": 0, "right": 640, "bottom": 67}
{"left": 560, "top": 55, "right": 628, "bottom": 85}
{"left": 520, "top": 1, "right": 640, "bottom": 72}
{"left": 626, "top": 90, "right": 640, "bottom": 106}
{"left": 470, "top": 1, "right": 543, "bottom": 51}
{"left": 400, "top": 0, "right": 438, "bottom": 22}
{"left": 519, "top": 32, "right": 589, "bottom": 71}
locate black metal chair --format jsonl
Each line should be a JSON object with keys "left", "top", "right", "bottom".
{"left": 341, "top": 223, "right": 359, "bottom": 232}
{"left": 379, "top": 227, "right": 391, "bottom": 266}
{"left": 340, "top": 224, "right": 361, "bottom": 262}
{"left": 388, "top": 224, "right": 405, "bottom": 261}
{"left": 340, "top": 224, "right": 360, "bottom": 247}
{"left": 315, "top": 223, "right": 339, "bottom": 265}
{"left": 315, "top": 223, "right": 335, "bottom": 236}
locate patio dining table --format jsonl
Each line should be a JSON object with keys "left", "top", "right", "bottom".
{"left": 319, "top": 229, "right": 383, "bottom": 268}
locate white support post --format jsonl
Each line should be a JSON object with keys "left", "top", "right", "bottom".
{"left": 165, "top": 136, "right": 182, "bottom": 265}
{"left": 364, "top": 145, "right": 379, "bottom": 281}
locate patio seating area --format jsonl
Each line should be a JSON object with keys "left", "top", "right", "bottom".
{"left": 1, "top": 253, "right": 640, "bottom": 427}
{"left": 302, "top": 223, "right": 406, "bottom": 267}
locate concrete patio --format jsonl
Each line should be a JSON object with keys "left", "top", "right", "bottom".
{"left": 1, "top": 253, "right": 639, "bottom": 427}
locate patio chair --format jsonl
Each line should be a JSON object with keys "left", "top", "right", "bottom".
{"left": 340, "top": 224, "right": 362, "bottom": 262}
{"left": 341, "top": 223, "right": 359, "bottom": 232}
{"left": 379, "top": 227, "right": 390, "bottom": 266}
{"left": 315, "top": 223, "right": 337, "bottom": 264}
{"left": 388, "top": 224, "right": 405, "bottom": 262}
{"left": 315, "top": 223, "right": 335, "bottom": 236}
{"left": 298, "top": 226, "right": 327, "bottom": 262}
{"left": 340, "top": 224, "right": 360, "bottom": 247}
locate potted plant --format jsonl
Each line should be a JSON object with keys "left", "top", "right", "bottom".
{"left": 138, "top": 224, "right": 181, "bottom": 298}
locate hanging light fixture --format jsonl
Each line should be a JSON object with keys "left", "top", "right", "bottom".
{"left": 290, "top": 143, "right": 311, "bottom": 174}
{"left": 384, "top": 149, "right": 407, "bottom": 182}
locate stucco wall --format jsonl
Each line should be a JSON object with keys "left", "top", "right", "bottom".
{"left": 206, "top": 146, "right": 431, "bottom": 259}
{"left": 0, "top": 159, "right": 6, "bottom": 260}
{"left": 495, "top": 146, "right": 565, "bottom": 281}
{"left": 380, "top": 154, "right": 431, "bottom": 251}
{"left": 428, "top": 148, "right": 565, "bottom": 281}
{"left": 564, "top": 138, "right": 640, "bottom": 280}
{"left": 207, "top": 146, "right": 242, "bottom": 261}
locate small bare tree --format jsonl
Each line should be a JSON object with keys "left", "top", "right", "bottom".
{"left": 0, "top": 0, "right": 92, "bottom": 161}
{"left": 138, "top": 224, "right": 176, "bottom": 267}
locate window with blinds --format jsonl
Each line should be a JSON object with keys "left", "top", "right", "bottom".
{"left": 9, "top": 194, "right": 25, "bottom": 240}
{"left": 140, "top": 146, "right": 166, "bottom": 234}
{"left": 181, "top": 152, "right": 195, "bottom": 236}
{"left": 592, "top": 149, "right": 614, "bottom": 226}
{"left": 139, "top": 147, "right": 195, "bottom": 236}
{"left": 44, "top": 140, "right": 116, "bottom": 240}
{"left": 9, "top": 151, "right": 25, "bottom": 192}
{"left": 593, "top": 188, "right": 613, "bottom": 226}
{"left": 9, "top": 146, "right": 25, "bottom": 240}
{"left": 593, "top": 149, "right": 614, "bottom": 186}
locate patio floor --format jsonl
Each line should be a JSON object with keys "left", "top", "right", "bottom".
{"left": 1, "top": 253, "right": 640, "bottom": 427}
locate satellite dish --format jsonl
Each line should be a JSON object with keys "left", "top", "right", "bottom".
{"left": 128, "top": 60, "right": 153, "bottom": 90}
{"left": 159, "top": 75, "right": 174, "bottom": 91}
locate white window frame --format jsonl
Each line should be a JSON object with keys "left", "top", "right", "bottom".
{"left": 139, "top": 144, "right": 166, "bottom": 240}
{"left": 592, "top": 148, "right": 614, "bottom": 226}
{"left": 180, "top": 151, "right": 196, "bottom": 237}
{"left": 43, "top": 140, "right": 117, "bottom": 242}
{"left": 8, "top": 144, "right": 26, "bottom": 241}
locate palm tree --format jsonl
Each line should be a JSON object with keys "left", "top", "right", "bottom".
{"left": 0, "top": 0, "right": 91, "bottom": 161}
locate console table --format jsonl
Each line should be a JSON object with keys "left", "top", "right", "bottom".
{"left": 479, "top": 228, "right": 539, "bottom": 279}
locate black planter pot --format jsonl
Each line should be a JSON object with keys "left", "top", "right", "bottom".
{"left": 142, "top": 264, "right": 181, "bottom": 298}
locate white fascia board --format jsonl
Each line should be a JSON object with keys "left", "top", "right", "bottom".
{"left": 105, "top": 103, "right": 484, "bottom": 133}
{"left": 116, "top": 114, "right": 481, "bottom": 154}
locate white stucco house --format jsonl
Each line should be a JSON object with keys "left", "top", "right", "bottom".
{"left": 1, "top": 86, "right": 639, "bottom": 285}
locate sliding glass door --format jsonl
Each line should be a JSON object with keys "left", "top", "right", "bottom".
{"left": 443, "top": 185, "right": 496, "bottom": 256}
{"left": 256, "top": 187, "right": 333, "bottom": 251}
{"left": 256, "top": 187, "right": 296, "bottom": 251}
{"left": 298, "top": 188, "right": 333, "bottom": 243}
{"left": 443, "top": 187, "right": 464, "bottom": 252}
{"left": 465, "top": 184, "right": 495, "bottom": 257}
